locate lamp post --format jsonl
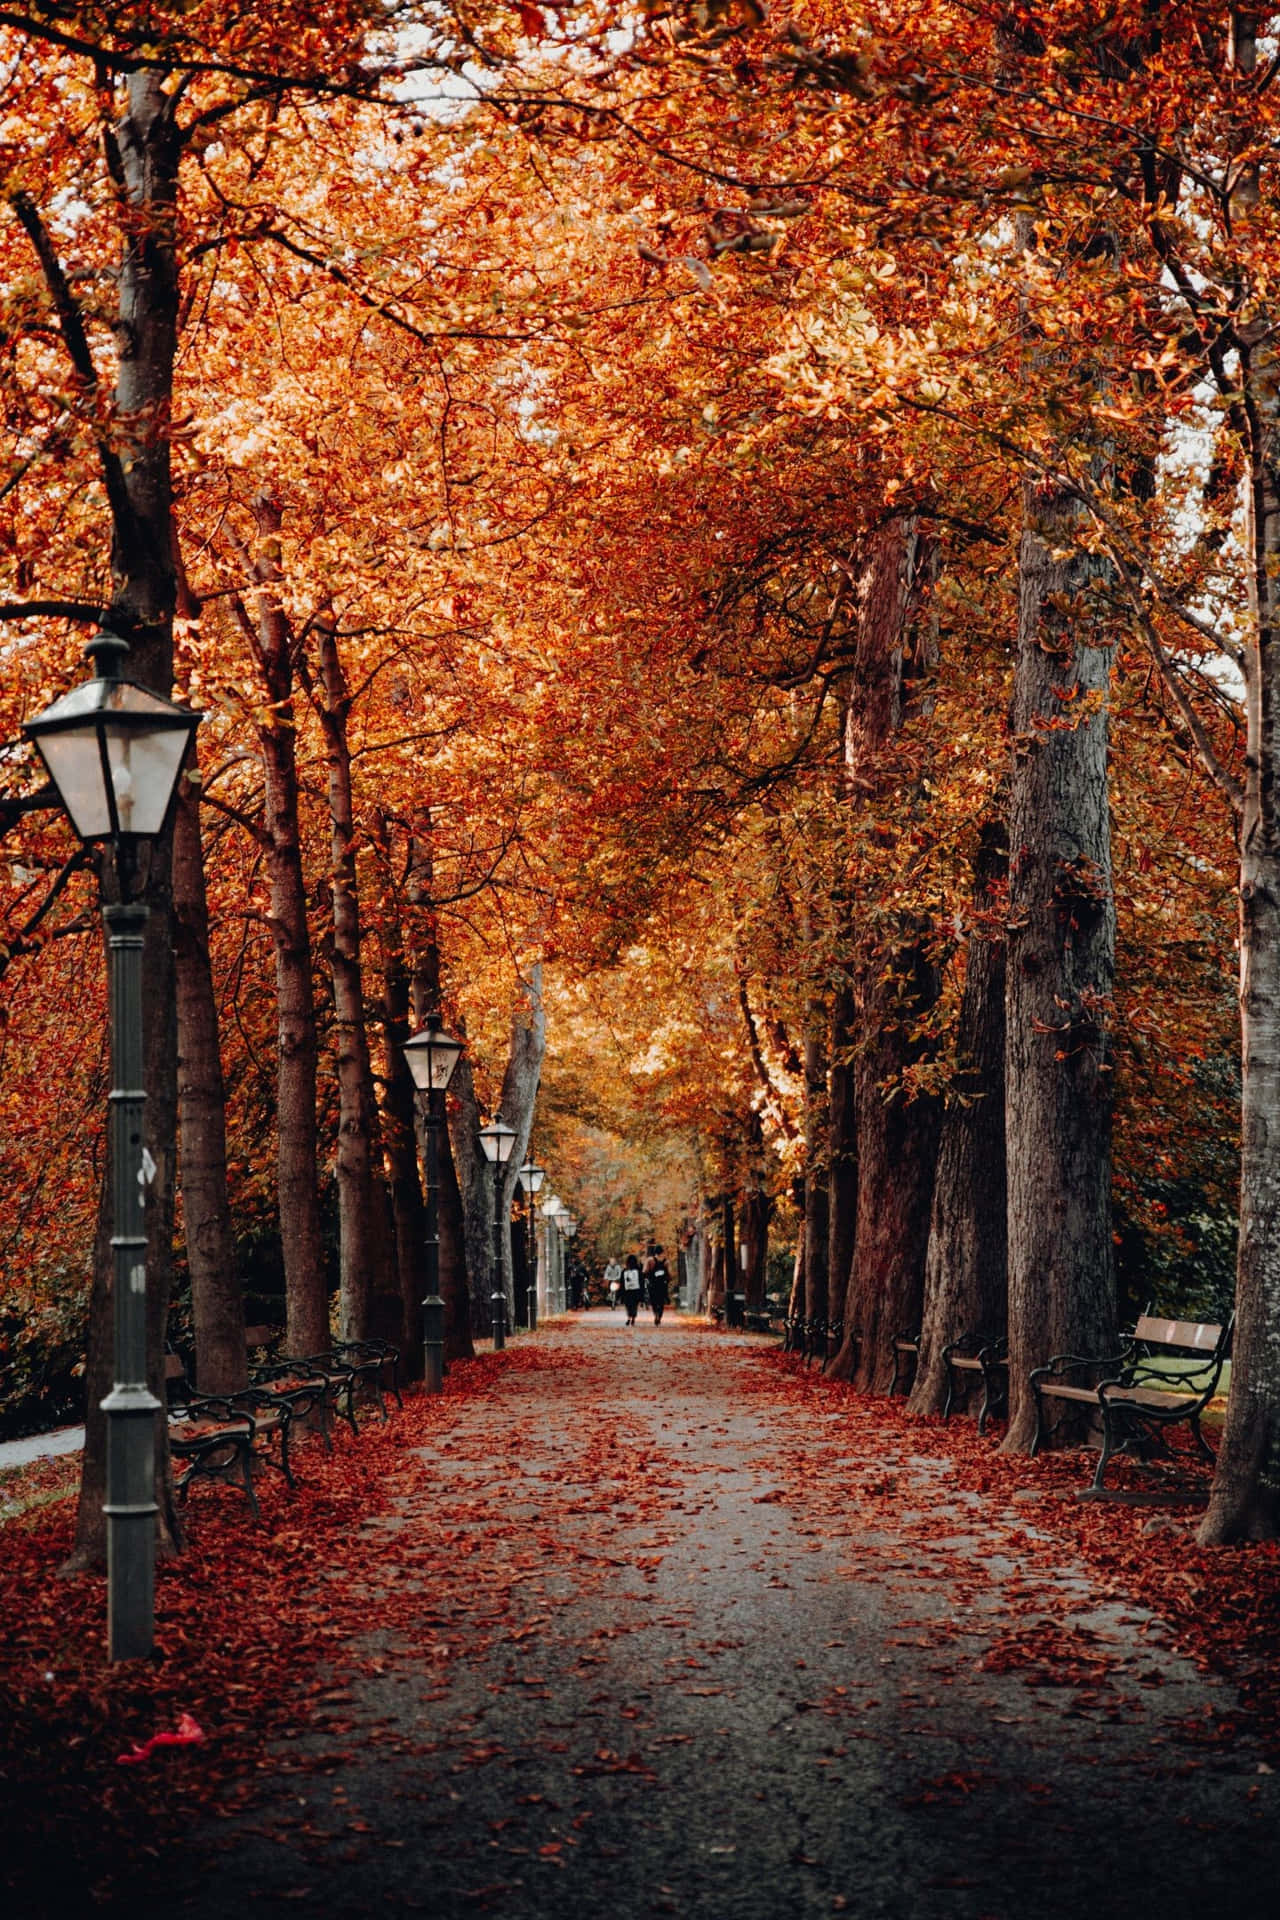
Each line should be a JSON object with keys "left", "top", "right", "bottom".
{"left": 518, "top": 1161, "right": 544, "bottom": 1330}
{"left": 562, "top": 1214, "right": 579, "bottom": 1309}
{"left": 23, "top": 629, "right": 201, "bottom": 1662}
{"left": 541, "top": 1194, "right": 561, "bottom": 1316}
{"left": 402, "top": 1013, "right": 464, "bottom": 1395}
{"left": 479, "top": 1118, "right": 518, "bottom": 1349}
{"left": 549, "top": 1197, "right": 571, "bottom": 1312}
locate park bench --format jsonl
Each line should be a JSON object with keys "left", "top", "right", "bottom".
{"left": 1029, "top": 1312, "right": 1233, "bottom": 1490}
{"left": 165, "top": 1354, "right": 295, "bottom": 1518}
{"left": 287, "top": 1339, "right": 403, "bottom": 1433}
{"left": 890, "top": 1331, "right": 920, "bottom": 1396}
{"left": 744, "top": 1297, "right": 787, "bottom": 1336}
{"left": 798, "top": 1317, "right": 852, "bottom": 1368}
{"left": 248, "top": 1357, "right": 337, "bottom": 1451}
{"left": 941, "top": 1331, "right": 1008, "bottom": 1434}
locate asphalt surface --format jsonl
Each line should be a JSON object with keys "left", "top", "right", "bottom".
{"left": 111, "top": 1312, "right": 1278, "bottom": 1919}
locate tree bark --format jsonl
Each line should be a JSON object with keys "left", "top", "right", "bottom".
{"left": 495, "top": 968, "right": 547, "bottom": 1317}
{"left": 65, "top": 71, "right": 184, "bottom": 1568}
{"left": 405, "top": 832, "right": 473, "bottom": 1362}
{"left": 173, "top": 751, "right": 244, "bottom": 1395}
{"left": 801, "top": 1018, "right": 829, "bottom": 1328}
{"left": 314, "top": 617, "right": 394, "bottom": 1344}
{"left": 1201, "top": 314, "right": 1280, "bottom": 1541}
{"left": 368, "top": 813, "right": 428, "bottom": 1379}
{"left": 1002, "top": 479, "right": 1116, "bottom": 1452}
{"left": 826, "top": 978, "right": 858, "bottom": 1323}
{"left": 909, "top": 819, "right": 1009, "bottom": 1416}
{"left": 830, "top": 515, "right": 942, "bottom": 1388}
{"left": 741, "top": 1109, "right": 769, "bottom": 1310}
{"left": 249, "top": 496, "right": 329, "bottom": 1358}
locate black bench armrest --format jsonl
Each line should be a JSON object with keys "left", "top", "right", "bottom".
{"left": 1032, "top": 1345, "right": 1133, "bottom": 1381}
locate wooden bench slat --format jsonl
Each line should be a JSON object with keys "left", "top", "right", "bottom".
{"left": 1134, "top": 1315, "right": 1222, "bottom": 1351}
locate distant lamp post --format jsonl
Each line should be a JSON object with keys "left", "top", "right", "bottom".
{"left": 541, "top": 1193, "right": 561, "bottom": 1315}
{"left": 561, "top": 1214, "right": 579, "bottom": 1307}
{"left": 549, "top": 1196, "right": 572, "bottom": 1312}
{"left": 402, "top": 1013, "right": 465, "bottom": 1395}
{"left": 479, "top": 1118, "right": 518, "bottom": 1349}
{"left": 23, "top": 629, "right": 201, "bottom": 1663}
{"left": 518, "top": 1161, "right": 545, "bottom": 1330}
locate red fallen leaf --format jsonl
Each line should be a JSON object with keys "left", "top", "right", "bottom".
{"left": 115, "top": 1713, "right": 205, "bottom": 1766}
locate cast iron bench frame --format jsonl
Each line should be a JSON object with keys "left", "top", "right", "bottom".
{"left": 1029, "top": 1312, "right": 1232, "bottom": 1490}
{"left": 942, "top": 1331, "right": 1009, "bottom": 1435}
{"left": 890, "top": 1332, "right": 920, "bottom": 1396}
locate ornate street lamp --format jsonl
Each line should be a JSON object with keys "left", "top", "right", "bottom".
{"left": 517, "top": 1161, "right": 544, "bottom": 1331}
{"left": 479, "top": 1118, "right": 518, "bottom": 1349}
{"left": 402, "top": 1013, "right": 465, "bottom": 1395}
{"left": 23, "top": 629, "right": 201, "bottom": 1662}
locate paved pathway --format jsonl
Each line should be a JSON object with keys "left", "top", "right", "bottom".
{"left": 123, "top": 1313, "right": 1276, "bottom": 1919}
{"left": 0, "top": 1423, "right": 82, "bottom": 1469}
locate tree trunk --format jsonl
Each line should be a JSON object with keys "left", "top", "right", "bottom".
{"left": 801, "top": 1018, "right": 829, "bottom": 1328}
{"left": 741, "top": 1109, "right": 769, "bottom": 1311}
{"left": 1201, "top": 316, "right": 1280, "bottom": 1541}
{"left": 447, "top": 1052, "right": 498, "bottom": 1335}
{"left": 910, "top": 819, "right": 1009, "bottom": 1416}
{"left": 830, "top": 515, "right": 942, "bottom": 1388}
{"left": 368, "top": 815, "right": 428, "bottom": 1380}
{"left": 314, "top": 618, "right": 393, "bottom": 1343}
{"left": 405, "top": 834, "right": 473, "bottom": 1362}
{"left": 839, "top": 945, "right": 942, "bottom": 1390}
{"left": 251, "top": 496, "right": 329, "bottom": 1359}
{"left": 1002, "top": 478, "right": 1116, "bottom": 1453}
{"left": 495, "top": 967, "right": 546, "bottom": 1317}
{"left": 173, "top": 751, "right": 244, "bottom": 1395}
{"left": 826, "top": 978, "right": 858, "bottom": 1324}
{"left": 66, "top": 71, "right": 184, "bottom": 1568}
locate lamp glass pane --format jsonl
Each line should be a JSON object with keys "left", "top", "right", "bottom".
{"left": 519, "top": 1162, "right": 545, "bottom": 1194}
{"left": 104, "top": 720, "right": 191, "bottom": 835}
{"left": 403, "top": 1025, "right": 463, "bottom": 1092}
{"left": 479, "top": 1120, "right": 518, "bottom": 1165}
{"left": 32, "top": 727, "right": 113, "bottom": 838}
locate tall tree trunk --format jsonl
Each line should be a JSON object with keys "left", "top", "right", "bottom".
{"left": 830, "top": 515, "right": 942, "bottom": 1389}
{"left": 909, "top": 819, "right": 1009, "bottom": 1416}
{"left": 1001, "top": 478, "right": 1116, "bottom": 1453}
{"left": 826, "top": 977, "right": 858, "bottom": 1324}
{"left": 314, "top": 618, "right": 393, "bottom": 1343}
{"left": 405, "top": 831, "right": 472, "bottom": 1362}
{"left": 65, "top": 72, "right": 183, "bottom": 1567}
{"left": 368, "top": 813, "right": 428, "bottom": 1380}
{"left": 447, "top": 1052, "right": 497, "bottom": 1335}
{"left": 741, "top": 1108, "right": 769, "bottom": 1310}
{"left": 840, "top": 946, "right": 942, "bottom": 1390}
{"left": 1202, "top": 313, "right": 1280, "bottom": 1541}
{"left": 173, "top": 752, "right": 243, "bottom": 1395}
{"left": 250, "top": 496, "right": 328, "bottom": 1358}
{"left": 801, "top": 1016, "right": 829, "bottom": 1328}
{"left": 495, "top": 967, "right": 546, "bottom": 1317}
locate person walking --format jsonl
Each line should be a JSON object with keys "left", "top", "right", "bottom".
{"left": 604, "top": 1257, "right": 623, "bottom": 1310}
{"left": 647, "top": 1247, "right": 671, "bottom": 1326}
{"left": 621, "top": 1254, "right": 643, "bottom": 1326}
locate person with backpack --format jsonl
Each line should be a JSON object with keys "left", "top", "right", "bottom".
{"left": 621, "top": 1254, "right": 643, "bottom": 1326}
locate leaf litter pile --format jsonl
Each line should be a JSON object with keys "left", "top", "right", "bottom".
{"left": 1, "top": 1322, "right": 1278, "bottom": 1907}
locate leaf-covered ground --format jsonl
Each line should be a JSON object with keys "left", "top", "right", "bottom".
{"left": 2, "top": 1314, "right": 1278, "bottom": 1917}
